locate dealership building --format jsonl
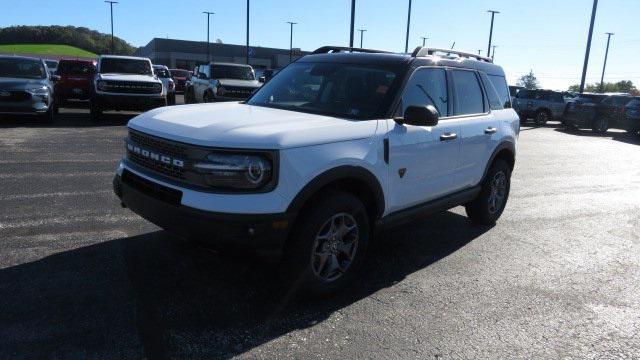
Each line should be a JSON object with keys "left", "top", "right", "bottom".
{"left": 135, "top": 38, "right": 307, "bottom": 70}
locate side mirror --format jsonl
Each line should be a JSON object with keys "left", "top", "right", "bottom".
{"left": 258, "top": 76, "right": 266, "bottom": 83}
{"left": 50, "top": 74, "right": 60, "bottom": 82}
{"left": 396, "top": 105, "right": 439, "bottom": 126}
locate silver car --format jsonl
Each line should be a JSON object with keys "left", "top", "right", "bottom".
{"left": 0, "top": 56, "right": 59, "bottom": 123}
{"left": 153, "top": 65, "right": 175, "bottom": 105}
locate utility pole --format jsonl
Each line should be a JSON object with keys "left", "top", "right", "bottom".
{"left": 246, "top": 0, "right": 250, "bottom": 64}
{"left": 358, "top": 29, "right": 366, "bottom": 48}
{"left": 486, "top": 10, "right": 500, "bottom": 57}
{"left": 105, "top": 1, "right": 118, "bottom": 54}
{"left": 203, "top": 11, "right": 215, "bottom": 63}
{"left": 477, "top": 49, "right": 482, "bottom": 55}
{"left": 349, "top": 0, "right": 356, "bottom": 48}
{"left": 580, "top": 0, "right": 598, "bottom": 93}
{"left": 599, "top": 32, "right": 614, "bottom": 93}
{"left": 492, "top": 45, "right": 497, "bottom": 60}
{"left": 404, "top": 0, "right": 412, "bottom": 53}
{"left": 421, "top": 37, "right": 428, "bottom": 47}
{"left": 286, "top": 21, "right": 297, "bottom": 63}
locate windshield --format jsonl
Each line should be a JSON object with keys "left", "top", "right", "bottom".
{"left": 45, "top": 60, "right": 58, "bottom": 69}
{"left": 212, "top": 65, "right": 255, "bottom": 80}
{"left": 170, "top": 69, "right": 189, "bottom": 78}
{"left": 154, "top": 67, "right": 171, "bottom": 78}
{"left": 247, "top": 62, "right": 401, "bottom": 120}
{"left": 58, "top": 62, "right": 95, "bottom": 76}
{"left": 575, "top": 94, "right": 607, "bottom": 104}
{"left": 100, "top": 58, "right": 152, "bottom": 75}
{"left": 0, "top": 58, "right": 47, "bottom": 79}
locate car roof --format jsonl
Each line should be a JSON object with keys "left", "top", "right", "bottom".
{"left": 153, "top": 64, "right": 169, "bottom": 69}
{"left": 298, "top": 51, "right": 506, "bottom": 76}
{"left": 99, "top": 55, "right": 150, "bottom": 61}
{"left": 0, "top": 55, "right": 43, "bottom": 62}
{"left": 209, "top": 62, "right": 251, "bottom": 67}
{"left": 58, "top": 59, "right": 96, "bottom": 64}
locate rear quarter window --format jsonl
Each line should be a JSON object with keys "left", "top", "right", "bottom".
{"left": 488, "top": 74, "right": 512, "bottom": 109}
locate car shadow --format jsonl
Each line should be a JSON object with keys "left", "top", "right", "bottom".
{"left": 0, "top": 110, "right": 135, "bottom": 128}
{"left": 0, "top": 210, "right": 491, "bottom": 359}
{"left": 554, "top": 127, "right": 640, "bottom": 145}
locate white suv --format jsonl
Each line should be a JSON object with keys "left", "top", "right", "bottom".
{"left": 113, "top": 46, "right": 519, "bottom": 295}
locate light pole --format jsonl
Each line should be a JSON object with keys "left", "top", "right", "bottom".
{"left": 486, "top": 10, "right": 500, "bottom": 57}
{"left": 104, "top": 1, "right": 118, "bottom": 54}
{"left": 477, "top": 49, "right": 483, "bottom": 55}
{"left": 421, "top": 36, "right": 428, "bottom": 47}
{"left": 246, "top": 0, "right": 250, "bottom": 65}
{"left": 599, "top": 32, "right": 614, "bottom": 93}
{"left": 404, "top": 0, "right": 412, "bottom": 53}
{"left": 579, "top": 0, "right": 598, "bottom": 93}
{"left": 349, "top": 0, "right": 356, "bottom": 48}
{"left": 492, "top": 45, "right": 497, "bottom": 60}
{"left": 286, "top": 21, "right": 297, "bottom": 63}
{"left": 358, "top": 29, "right": 367, "bottom": 48}
{"left": 203, "top": 11, "right": 215, "bottom": 63}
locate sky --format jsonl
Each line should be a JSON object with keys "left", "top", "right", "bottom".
{"left": 1, "top": 0, "right": 639, "bottom": 90}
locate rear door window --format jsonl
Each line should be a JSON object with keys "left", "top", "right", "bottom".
{"left": 452, "top": 70, "right": 485, "bottom": 116}
{"left": 400, "top": 67, "right": 449, "bottom": 117}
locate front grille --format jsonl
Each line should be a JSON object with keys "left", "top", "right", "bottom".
{"left": 0, "top": 90, "right": 31, "bottom": 103}
{"left": 127, "top": 130, "right": 188, "bottom": 180}
{"left": 122, "top": 169, "right": 182, "bottom": 206}
{"left": 221, "top": 87, "right": 255, "bottom": 99}
{"left": 102, "top": 81, "right": 161, "bottom": 94}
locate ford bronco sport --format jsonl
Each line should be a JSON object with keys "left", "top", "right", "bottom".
{"left": 90, "top": 55, "right": 165, "bottom": 121}
{"left": 113, "top": 46, "right": 519, "bottom": 295}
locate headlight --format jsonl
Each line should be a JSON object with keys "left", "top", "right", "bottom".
{"left": 27, "top": 86, "right": 49, "bottom": 96}
{"left": 153, "top": 83, "right": 162, "bottom": 92}
{"left": 193, "top": 152, "right": 273, "bottom": 190}
{"left": 97, "top": 80, "right": 107, "bottom": 91}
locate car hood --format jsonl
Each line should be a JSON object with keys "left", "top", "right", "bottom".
{"left": 218, "top": 79, "right": 261, "bottom": 88}
{"left": 98, "top": 73, "right": 160, "bottom": 83}
{"left": 127, "top": 102, "right": 379, "bottom": 149}
{"left": 0, "top": 77, "right": 48, "bottom": 90}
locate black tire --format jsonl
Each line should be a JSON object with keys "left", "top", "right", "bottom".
{"left": 89, "top": 102, "right": 102, "bottom": 121}
{"left": 592, "top": 118, "right": 608, "bottom": 134}
{"left": 185, "top": 88, "right": 195, "bottom": 104}
{"left": 282, "top": 191, "right": 370, "bottom": 297}
{"left": 534, "top": 110, "right": 550, "bottom": 126}
{"left": 168, "top": 93, "right": 176, "bottom": 106}
{"left": 37, "top": 108, "right": 54, "bottom": 124}
{"left": 465, "top": 159, "right": 511, "bottom": 225}
{"left": 203, "top": 90, "right": 215, "bottom": 103}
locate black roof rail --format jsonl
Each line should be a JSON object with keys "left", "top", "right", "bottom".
{"left": 411, "top": 47, "right": 493, "bottom": 63}
{"left": 312, "top": 46, "right": 393, "bottom": 54}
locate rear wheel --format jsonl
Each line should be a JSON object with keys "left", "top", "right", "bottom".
{"left": 534, "top": 110, "right": 550, "bottom": 126}
{"left": 465, "top": 159, "right": 511, "bottom": 225}
{"left": 592, "top": 117, "right": 608, "bottom": 134}
{"left": 283, "top": 191, "right": 369, "bottom": 297}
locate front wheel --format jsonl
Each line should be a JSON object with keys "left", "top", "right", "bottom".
{"left": 89, "top": 102, "right": 102, "bottom": 121}
{"left": 534, "top": 110, "right": 549, "bottom": 126}
{"left": 465, "top": 159, "right": 511, "bottom": 225}
{"left": 283, "top": 191, "right": 369, "bottom": 297}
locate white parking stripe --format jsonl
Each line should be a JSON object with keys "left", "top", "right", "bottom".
{"left": 0, "top": 171, "right": 112, "bottom": 179}
{"left": 0, "top": 214, "right": 141, "bottom": 230}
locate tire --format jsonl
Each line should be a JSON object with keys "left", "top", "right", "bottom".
{"left": 203, "top": 91, "right": 215, "bottom": 103}
{"left": 168, "top": 93, "right": 176, "bottom": 106}
{"left": 592, "top": 117, "right": 608, "bottom": 134}
{"left": 90, "top": 102, "right": 103, "bottom": 121}
{"left": 37, "top": 108, "right": 54, "bottom": 124}
{"left": 185, "top": 88, "right": 195, "bottom": 104}
{"left": 465, "top": 159, "right": 511, "bottom": 225}
{"left": 282, "top": 191, "right": 370, "bottom": 297}
{"left": 534, "top": 110, "right": 550, "bottom": 126}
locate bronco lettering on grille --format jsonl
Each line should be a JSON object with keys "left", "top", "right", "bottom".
{"left": 127, "top": 143, "right": 185, "bottom": 167}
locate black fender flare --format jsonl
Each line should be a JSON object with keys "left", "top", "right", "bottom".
{"left": 286, "top": 165, "right": 385, "bottom": 219}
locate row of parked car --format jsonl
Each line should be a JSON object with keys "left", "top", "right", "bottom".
{"left": 512, "top": 88, "right": 640, "bottom": 136}
{"left": 0, "top": 54, "right": 270, "bottom": 123}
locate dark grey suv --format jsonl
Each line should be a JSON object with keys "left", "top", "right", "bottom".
{"left": 0, "top": 56, "right": 58, "bottom": 123}
{"left": 513, "top": 89, "right": 566, "bottom": 126}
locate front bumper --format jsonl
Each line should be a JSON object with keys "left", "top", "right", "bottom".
{"left": 113, "top": 170, "right": 293, "bottom": 253}
{"left": 0, "top": 97, "right": 50, "bottom": 115}
{"left": 94, "top": 93, "right": 166, "bottom": 111}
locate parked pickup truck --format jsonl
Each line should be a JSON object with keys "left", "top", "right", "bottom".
{"left": 90, "top": 55, "right": 166, "bottom": 121}
{"left": 54, "top": 59, "right": 96, "bottom": 108}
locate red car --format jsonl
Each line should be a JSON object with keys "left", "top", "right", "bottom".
{"left": 54, "top": 59, "right": 97, "bottom": 107}
{"left": 169, "top": 69, "right": 190, "bottom": 93}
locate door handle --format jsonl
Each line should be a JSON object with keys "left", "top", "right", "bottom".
{"left": 485, "top": 127, "right": 498, "bottom": 134}
{"left": 440, "top": 132, "right": 458, "bottom": 141}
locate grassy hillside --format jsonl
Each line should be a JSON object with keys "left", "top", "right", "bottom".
{"left": 0, "top": 44, "right": 96, "bottom": 58}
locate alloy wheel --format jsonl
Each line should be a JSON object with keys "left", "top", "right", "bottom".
{"left": 488, "top": 171, "right": 507, "bottom": 215}
{"left": 310, "top": 213, "right": 359, "bottom": 282}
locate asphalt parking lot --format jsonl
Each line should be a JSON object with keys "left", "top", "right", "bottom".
{"left": 1, "top": 98, "right": 639, "bottom": 358}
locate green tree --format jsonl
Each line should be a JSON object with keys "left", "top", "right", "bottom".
{"left": 516, "top": 70, "right": 539, "bottom": 89}
{"left": 568, "top": 80, "right": 639, "bottom": 95}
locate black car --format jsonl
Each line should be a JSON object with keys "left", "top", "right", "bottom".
{"left": 563, "top": 93, "right": 612, "bottom": 133}
{"left": 622, "top": 97, "right": 640, "bottom": 136}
